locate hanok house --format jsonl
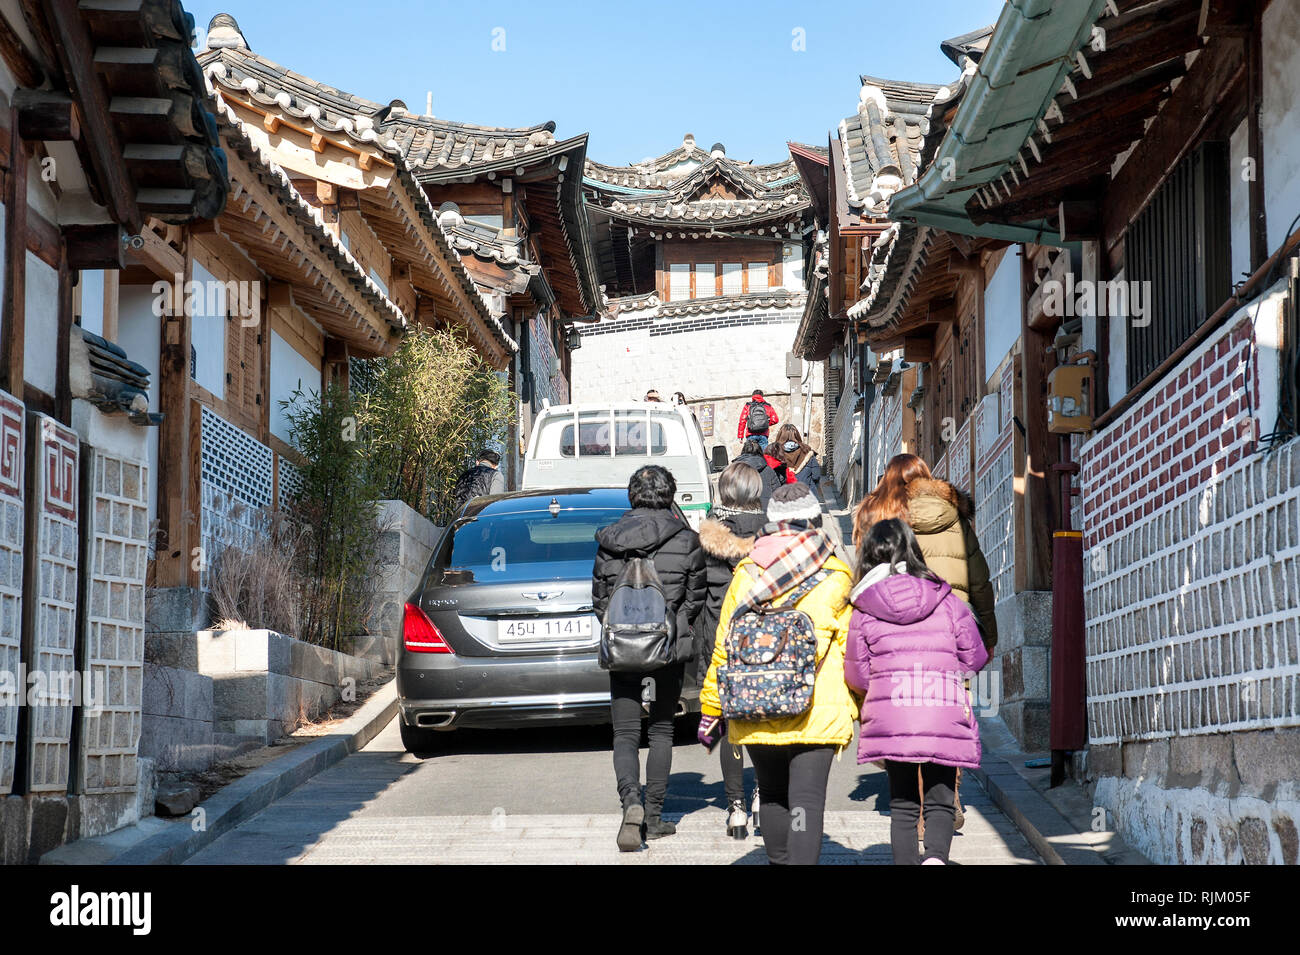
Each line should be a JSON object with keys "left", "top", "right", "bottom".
{"left": 0, "top": 0, "right": 227, "bottom": 861}
{"left": 887, "top": 0, "right": 1300, "bottom": 863}
{"left": 367, "top": 88, "right": 603, "bottom": 483}
{"left": 200, "top": 14, "right": 603, "bottom": 484}
{"left": 575, "top": 135, "right": 819, "bottom": 460}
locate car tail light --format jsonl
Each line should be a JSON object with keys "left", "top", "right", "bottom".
{"left": 404, "top": 602, "right": 453, "bottom": 653}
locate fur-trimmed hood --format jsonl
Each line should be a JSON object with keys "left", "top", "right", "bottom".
{"left": 906, "top": 477, "right": 974, "bottom": 534}
{"left": 698, "top": 515, "right": 759, "bottom": 561}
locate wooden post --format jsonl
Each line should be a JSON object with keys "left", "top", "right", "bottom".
{"left": 102, "top": 269, "right": 119, "bottom": 343}
{"left": 1246, "top": 7, "right": 1267, "bottom": 272}
{"left": 1019, "top": 246, "right": 1058, "bottom": 592}
{"left": 55, "top": 255, "right": 72, "bottom": 423}
{"left": 1, "top": 108, "right": 26, "bottom": 400}
{"left": 153, "top": 240, "right": 194, "bottom": 588}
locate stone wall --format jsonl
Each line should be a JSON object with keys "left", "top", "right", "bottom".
{"left": 195, "top": 628, "right": 387, "bottom": 743}
{"left": 1080, "top": 290, "right": 1300, "bottom": 863}
{"left": 372, "top": 499, "right": 440, "bottom": 662}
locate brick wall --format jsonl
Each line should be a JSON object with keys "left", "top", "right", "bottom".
{"left": 1081, "top": 294, "right": 1300, "bottom": 863}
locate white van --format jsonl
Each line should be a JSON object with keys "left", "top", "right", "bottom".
{"left": 522, "top": 402, "right": 718, "bottom": 528}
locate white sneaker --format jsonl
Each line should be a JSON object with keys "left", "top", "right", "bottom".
{"left": 726, "top": 800, "right": 748, "bottom": 839}
{"left": 922, "top": 857, "right": 945, "bottom": 865}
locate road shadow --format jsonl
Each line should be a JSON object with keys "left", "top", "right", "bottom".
{"left": 846, "top": 770, "right": 891, "bottom": 811}
{"left": 403, "top": 715, "right": 707, "bottom": 759}
{"left": 185, "top": 747, "right": 422, "bottom": 865}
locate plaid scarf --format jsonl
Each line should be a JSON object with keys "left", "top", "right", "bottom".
{"left": 735, "top": 522, "right": 835, "bottom": 616}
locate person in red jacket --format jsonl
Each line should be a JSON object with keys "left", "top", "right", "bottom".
{"left": 736, "top": 389, "right": 779, "bottom": 449}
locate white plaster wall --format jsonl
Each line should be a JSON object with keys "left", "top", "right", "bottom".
{"left": 1263, "top": 0, "right": 1300, "bottom": 252}
{"left": 781, "top": 242, "right": 804, "bottom": 292}
{"left": 79, "top": 270, "right": 105, "bottom": 337}
{"left": 983, "top": 247, "right": 1021, "bottom": 383}
{"left": 1229, "top": 119, "right": 1252, "bottom": 286}
{"left": 269, "top": 330, "right": 322, "bottom": 445}
{"left": 115, "top": 285, "right": 161, "bottom": 527}
{"left": 190, "top": 261, "right": 225, "bottom": 399}
{"left": 572, "top": 311, "right": 802, "bottom": 406}
{"left": 23, "top": 251, "right": 58, "bottom": 396}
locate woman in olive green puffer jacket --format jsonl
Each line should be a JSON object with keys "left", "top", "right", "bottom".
{"left": 904, "top": 477, "right": 998, "bottom": 649}
{"left": 853, "top": 454, "right": 997, "bottom": 649}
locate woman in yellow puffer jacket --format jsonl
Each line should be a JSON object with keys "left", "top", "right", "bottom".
{"left": 699, "top": 483, "right": 857, "bottom": 865}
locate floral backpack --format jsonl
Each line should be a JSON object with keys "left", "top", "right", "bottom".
{"left": 716, "top": 569, "right": 828, "bottom": 721}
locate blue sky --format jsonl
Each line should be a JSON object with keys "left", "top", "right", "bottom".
{"left": 187, "top": 0, "right": 1004, "bottom": 166}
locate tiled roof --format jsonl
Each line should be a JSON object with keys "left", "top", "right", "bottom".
{"left": 201, "top": 15, "right": 558, "bottom": 177}
{"left": 610, "top": 289, "right": 805, "bottom": 319}
{"left": 792, "top": 231, "right": 834, "bottom": 360}
{"left": 604, "top": 193, "right": 808, "bottom": 225}
{"left": 838, "top": 76, "right": 958, "bottom": 215}
{"left": 586, "top": 138, "right": 807, "bottom": 227}
{"left": 841, "top": 51, "right": 980, "bottom": 336}
{"left": 585, "top": 134, "right": 798, "bottom": 190}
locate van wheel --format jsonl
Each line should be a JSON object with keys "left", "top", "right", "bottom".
{"left": 400, "top": 721, "right": 445, "bottom": 753}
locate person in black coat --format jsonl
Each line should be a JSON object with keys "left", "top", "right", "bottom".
{"left": 693, "top": 461, "right": 766, "bottom": 837}
{"left": 592, "top": 465, "right": 706, "bottom": 850}
{"left": 733, "top": 438, "right": 784, "bottom": 506}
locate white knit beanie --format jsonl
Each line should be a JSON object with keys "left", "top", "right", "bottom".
{"left": 767, "top": 482, "right": 820, "bottom": 523}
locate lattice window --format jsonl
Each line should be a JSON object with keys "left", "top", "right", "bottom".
{"left": 200, "top": 406, "right": 273, "bottom": 590}
{"left": 0, "top": 389, "right": 22, "bottom": 795}
{"left": 974, "top": 388, "right": 1015, "bottom": 603}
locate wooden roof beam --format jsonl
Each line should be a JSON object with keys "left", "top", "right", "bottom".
{"left": 44, "top": 0, "right": 141, "bottom": 230}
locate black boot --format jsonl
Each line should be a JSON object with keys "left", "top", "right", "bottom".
{"left": 617, "top": 797, "right": 644, "bottom": 852}
{"left": 643, "top": 814, "right": 677, "bottom": 839}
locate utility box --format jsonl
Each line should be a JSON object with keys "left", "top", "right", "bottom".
{"left": 1047, "top": 363, "right": 1093, "bottom": 433}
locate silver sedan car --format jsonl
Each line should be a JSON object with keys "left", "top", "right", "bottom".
{"left": 399, "top": 487, "right": 700, "bottom": 751}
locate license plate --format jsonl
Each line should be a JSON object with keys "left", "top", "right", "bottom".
{"left": 498, "top": 615, "right": 594, "bottom": 643}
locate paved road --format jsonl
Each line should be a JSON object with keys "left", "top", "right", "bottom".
{"left": 186, "top": 717, "right": 1042, "bottom": 864}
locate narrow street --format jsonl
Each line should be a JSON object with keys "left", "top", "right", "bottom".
{"left": 183, "top": 717, "right": 1040, "bottom": 865}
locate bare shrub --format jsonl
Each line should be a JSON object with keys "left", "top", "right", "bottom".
{"left": 208, "top": 509, "right": 305, "bottom": 637}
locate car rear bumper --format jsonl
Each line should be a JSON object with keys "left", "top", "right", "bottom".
{"left": 397, "top": 651, "right": 613, "bottom": 730}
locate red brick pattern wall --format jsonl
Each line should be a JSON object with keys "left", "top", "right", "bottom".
{"left": 1081, "top": 318, "right": 1256, "bottom": 548}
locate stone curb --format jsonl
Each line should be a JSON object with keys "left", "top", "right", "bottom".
{"left": 42, "top": 680, "right": 399, "bottom": 866}
{"left": 968, "top": 756, "right": 1073, "bottom": 866}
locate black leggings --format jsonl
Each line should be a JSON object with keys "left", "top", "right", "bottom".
{"left": 886, "top": 760, "right": 958, "bottom": 864}
{"left": 720, "top": 734, "right": 745, "bottom": 804}
{"left": 746, "top": 744, "right": 835, "bottom": 864}
{"left": 609, "top": 663, "right": 684, "bottom": 815}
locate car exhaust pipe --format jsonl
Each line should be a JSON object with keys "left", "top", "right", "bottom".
{"left": 415, "top": 712, "right": 455, "bottom": 728}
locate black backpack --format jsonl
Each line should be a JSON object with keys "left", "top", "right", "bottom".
{"left": 453, "top": 464, "right": 496, "bottom": 510}
{"left": 746, "top": 401, "right": 771, "bottom": 432}
{"left": 599, "top": 555, "right": 675, "bottom": 672}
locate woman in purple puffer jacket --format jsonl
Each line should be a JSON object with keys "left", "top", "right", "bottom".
{"left": 844, "top": 518, "right": 989, "bottom": 865}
